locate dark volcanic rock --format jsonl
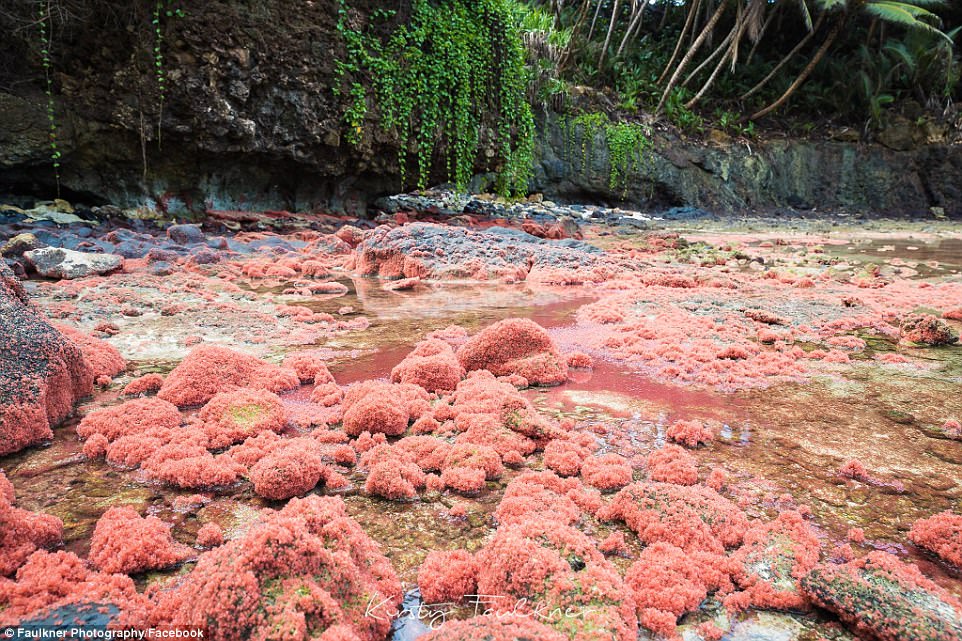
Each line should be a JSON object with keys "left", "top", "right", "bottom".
{"left": 0, "top": 263, "right": 93, "bottom": 455}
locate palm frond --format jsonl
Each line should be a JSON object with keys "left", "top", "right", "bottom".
{"left": 863, "top": 1, "right": 953, "bottom": 43}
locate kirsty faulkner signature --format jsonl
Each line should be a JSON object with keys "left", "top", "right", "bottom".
{"left": 365, "top": 593, "right": 599, "bottom": 629}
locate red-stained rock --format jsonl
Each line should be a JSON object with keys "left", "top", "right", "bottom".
{"left": 600, "top": 482, "right": 749, "bottom": 554}
{"left": 390, "top": 339, "right": 464, "bottom": 392}
{"left": 730, "top": 510, "right": 821, "bottom": 610}
{"left": 55, "top": 324, "right": 126, "bottom": 380}
{"left": 417, "top": 550, "right": 478, "bottom": 603}
{"left": 88, "top": 506, "right": 190, "bottom": 574}
{"left": 582, "top": 453, "right": 633, "bottom": 491}
{"left": 77, "top": 396, "right": 182, "bottom": 442}
{"left": 121, "top": 373, "right": 164, "bottom": 397}
{"left": 0, "top": 263, "right": 93, "bottom": 455}
{"left": 475, "top": 519, "right": 637, "bottom": 641}
{"left": 647, "top": 444, "right": 699, "bottom": 485}
{"left": 666, "top": 419, "right": 714, "bottom": 448}
{"left": 249, "top": 438, "right": 326, "bottom": 500}
{"left": 457, "top": 318, "right": 568, "bottom": 385}
{"left": 418, "top": 614, "right": 567, "bottom": 641}
{"left": 197, "top": 388, "right": 287, "bottom": 449}
{"left": 158, "top": 345, "right": 299, "bottom": 407}
{"left": 910, "top": 511, "right": 962, "bottom": 567}
{"left": 147, "top": 496, "right": 401, "bottom": 641}
{"left": 0, "top": 476, "right": 64, "bottom": 577}
{"left": 900, "top": 314, "right": 958, "bottom": 346}
{"left": 0, "top": 550, "right": 149, "bottom": 628}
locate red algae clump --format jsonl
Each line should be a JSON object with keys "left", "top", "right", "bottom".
{"left": 341, "top": 381, "right": 428, "bottom": 437}
{"left": 909, "top": 511, "right": 962, "bottom": 567}
{"left": 77, "top": 396, "right": 181, "bottom": 442}
{"left": 0, "top": 550, "right": 149, "bottom": 628}
{"left": 581, "top": 453, "right": 633, "bottom": 491}
{"left": 647, "top": 444, "right": 699, "bottom": 485}
{"left": 197, "top": 388, "right": 287, "bottom": 448}
{"left": 121, "top": 373, "right": 164, "bottom": 397}
{"left": 600, "top": 482, "right": 749, "bottom": 553}
{"left": 147, "top": 495, "right": 401, "bottom": 641}
{"left": 666, "top": 419, "right": 714, "bottom": 448}
{"left": 88, "top": 506, "right": 190, "bottom": 574}
{"left": 196, "top": 522, "right": 224, "bottom": 548}
{"left": 157, "top": 345, "right": 299, "bottom": 407}
{"left": 417, "top": 549, "right": 478, "bottom": 603}
{"left": 900, "top": 313, "right": 958, "bottom": 346}
{"left": 0, "top": 474, "right": 64, "bottom": 577}
{"left": 249, "top": 438, "right": 326, "bottom": 500}
{"left": 457, "top": 318, "right": 568, "bottom": 385}
{"left": 55, "top": 323, "right": 126, "bottom": 380}
{"left": 390, "top": 339, "right": 465, "bottom": 392}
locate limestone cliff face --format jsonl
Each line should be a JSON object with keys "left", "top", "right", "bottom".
{"left": 0, "top": 1, "right": 959, "bottom": 216}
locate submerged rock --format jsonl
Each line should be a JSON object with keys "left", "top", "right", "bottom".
{"left": 24, "top": 246, "right": 123, "bottom": 279}
{"left": 0, "top": 263, "right": 93, "bottom": 455}
{"left": 800, "top": 551, "right": 962, "bottom": 641}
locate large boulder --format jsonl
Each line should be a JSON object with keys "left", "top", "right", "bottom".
{"left": 24, "top": 247, "right": 123, "bottom": 279}
{"left": 0, "top": 263, "right": 93, "bottom": 455}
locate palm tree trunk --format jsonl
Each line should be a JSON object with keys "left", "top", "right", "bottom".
{"left": 598, "top": 0, "right": 622, "bottom": 71}
{"left": 657, "top": 0, "right": 730, "bottom": 113}
{"left": 740, "top": 11, "right": 825, "bottom": 100}
{"left": 657, "top": 0, "right": 702, "bottom": 84}
{"left": 750, "top": 20, "right": 841, "bottom": 120}
{"left": 681, "top": 19, "right": 736, "bottom": 88}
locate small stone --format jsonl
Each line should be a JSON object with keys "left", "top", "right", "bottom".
{"left": 1, "top": 233, "right": 44, "bottom": 258}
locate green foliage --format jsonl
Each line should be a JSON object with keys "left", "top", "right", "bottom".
{"left": 663, "top": 88, "right": 704, "bottom": 133}
{"left": 335, "top": 0, "right": 535, "bottom": 196}
{"left": 566, "top": 112, "right": 652, "bottom": 194}
{"left": 36, "top": 1, "right": 60, "bottom": 194}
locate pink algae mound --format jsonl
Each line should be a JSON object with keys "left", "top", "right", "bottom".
{"left": 474, "top": 518, "right": 638, "bottom": 641}
{"left": 417, "top": 549, "right": 478, "bottom": 603}
{"left": 282, "top": 351, "right": 335, "bottom": 384}
{"left": 360, "top": 444, "right": 426, "bottom": 500}
{"left": 197, "top": 388, "right": 287, "bottom": 448}
{"left": 544, "top": 439, "right": 590, "bottom": 476}
{"left": 909, "top": 511, "right": 962, "bottom": 567}
{"left": 600, "top": 482, "right": 749, "bottom": 554}
{"left": 148, "top": 496, "right": 401, "bottom": 641}
{"left": 141, "top": 443, "right": 244, "bottom": 490}
{"left": 566, "top": 351, "right": 594, "bottom": 368}
{"left": 56, "top": 323, "right": 126, "bottom": 380}
{"left": 494, "top": 471, "right": 586, "bottom": 527}
{"left": 0, "top": 473, "right": 64, "bottom": 577}
{"left": 77, "top": 396, "right": 181, "bottom": 442}
{"left": 341, "top": 380, "right": 429, "bottom": 437}
{"left": 666, "top": 419, "right": 714, "bottom": 448}
{"left": 82, "top": 433, "right": 108, "bottom": 459}
{"left": 599, "top": 531, "right": 629, "bottom": 556}
{"left": 730, "top": 510, "right": 821, "bottom": 610}
{"left": 196, "top": 522, "right": 224, "bottom": 548}
{"left": 310, "top": 381, "right": 344, "bottom": 407}
{"left": 249, "top": 438, "right": 327, "bottom": 500}
{"left": 839, "top": 459, "right": 872, "bottom": 482}
{"left": 419, "top": 614, "right": 567, "bottom": 641}
{"left": 157, "top": 345, "right": 299, "bottom": 407}
{"left": 900, "top": 313, "right": 958, "bottom": 346}
{"left": 626, "top": 542, "right": 733, "bottom": 636}
{"left": 647, "top": 444, "right": 699, "bottom": 485}
{"left": 457, "top": 318, "right": 568, "bottom": 386}
{"left": 390, "top": 339, "right": 465, "bottom": 392}
{"left": 0, "top": 550, "right": 149, "bottom": 628}
{"left": 121, "top": 373, "right": 164, "bottom": 397}
{"left": 88, "top": 506, "right": 190, "bottom": 574}
{"left": 581, "top": 453, "right": 633, "bottom": 491}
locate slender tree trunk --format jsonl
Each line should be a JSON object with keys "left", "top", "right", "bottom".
{"left": 598, "top": 0, "right": 622, "bottom": 71}
{"left": 587, "top": 0, "right": 604, "bottom": 41}
{"left": 750, "top": 20, "right": 841, "bottom": 120}
{"left": 657, "top": 0, "right": 730, "bottom": 113}
{"left": 740, "top": 11, "right": 825, "bottom": 100}
{"left": 657, "top": 0, "right": 702, "bottom": 84}
{"left": 681, "top": 22, "right": 735, "bottom": 88}
{"left": 616, "top": 0, "right": 649, "bottom": 60}
{"left": 745, "top": 3, "right": 778, "bottom": 65}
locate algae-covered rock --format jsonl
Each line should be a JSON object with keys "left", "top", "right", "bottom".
{"left": 800, "top": 551, "right": 962, "bottom": 641}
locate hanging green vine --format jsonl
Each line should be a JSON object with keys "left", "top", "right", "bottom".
{"left": 335, "top": 0, "right": 535, "bottom": 196}
{"left": 152, "top": 1, "right": 185, "bottom": 148}
{"left": 37, "top": 1, "right": 60, "bottom": 195}
{"left": 567, "top": 113, "right": 653, "bottom": 195}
